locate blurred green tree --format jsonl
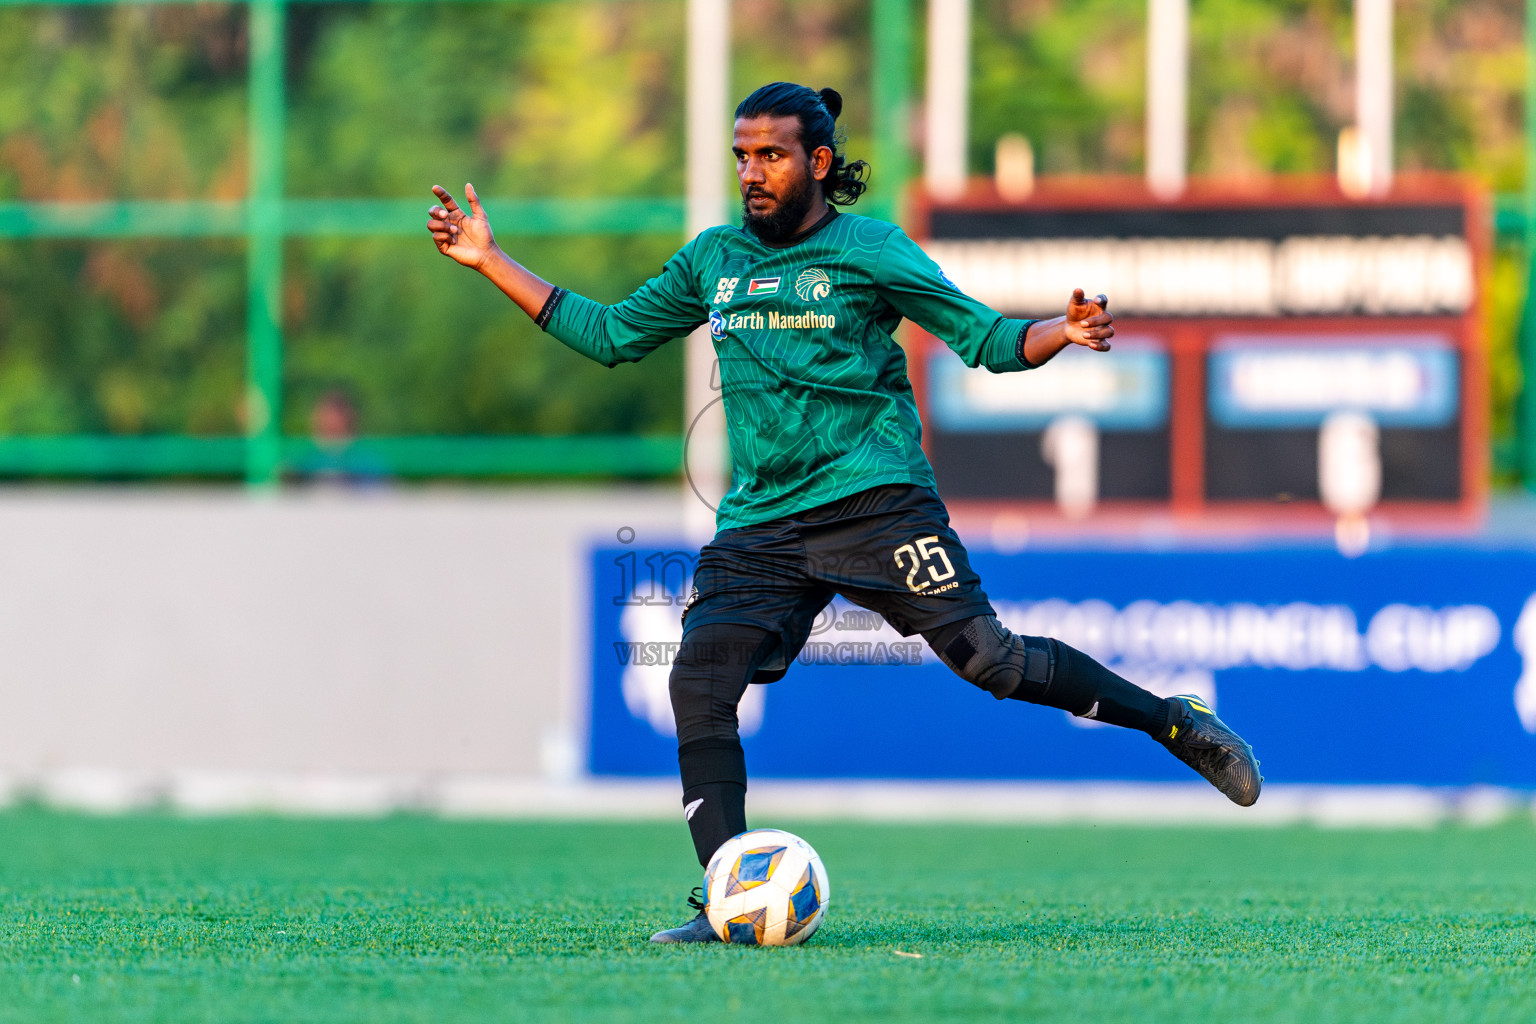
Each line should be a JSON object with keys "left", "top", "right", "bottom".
{"left": 0, "top": 5, "right": 248, "bottom": 437}
{"left": 280, "top": 0, "right": 689, "bottom": 437}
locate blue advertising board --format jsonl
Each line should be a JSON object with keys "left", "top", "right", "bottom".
{"left": 589, "top": 543, "right": 1536, "bottom": 786}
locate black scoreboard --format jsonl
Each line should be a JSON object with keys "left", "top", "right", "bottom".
{"left": 914, "top": 180, "right": 1485, "bottom": 524}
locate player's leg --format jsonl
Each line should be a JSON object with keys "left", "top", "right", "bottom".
{"left": 796, "top": 483, "right": 1260, "bottom": 806}
{"left": 922, "top": 616, "right": 1261, "bottom": 805}
{"left": 669, "top": 621, "right": 779, "bottom": 867}
{"left": 651, "top": 524, "right": 831, "bottom": 943}
{"left": 921, "top": 616, "right": 1166, "bottom": 728}
{"left": 650, "top": 621, "right": 778, "bottom": 943}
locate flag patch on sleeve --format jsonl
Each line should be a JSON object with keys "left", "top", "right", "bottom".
{"left": 747, "top": 277, "right": 781, "bottom": 295}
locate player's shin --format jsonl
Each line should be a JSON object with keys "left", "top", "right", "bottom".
{"left": 927, "top": 616, "right": 1169, "bottom": 734}
{"left": 678, "top": 737, "right": 748, "bottom": 866}
{"left": 1046, "top": 640, "right": 1170, "bottom": 734}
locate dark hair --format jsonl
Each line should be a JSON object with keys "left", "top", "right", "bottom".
{"left": 734, "top": 82, "right": 869, "bottom": 206}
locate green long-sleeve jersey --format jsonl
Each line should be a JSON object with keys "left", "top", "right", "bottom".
{"left": 543, "top": 210, "right": 1036, "bottom": 529}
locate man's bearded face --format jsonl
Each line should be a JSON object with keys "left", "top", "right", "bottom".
{"left": 734, "top": 115, "right": 822, "bottom": 244}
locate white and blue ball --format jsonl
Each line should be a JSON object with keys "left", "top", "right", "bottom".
{"left": 703, "top": 828, "right": 829, "bottom": 946}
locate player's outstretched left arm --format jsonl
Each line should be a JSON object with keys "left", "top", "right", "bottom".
{"left": 1020, "top": 289, "right": 1114, "bottom": 367}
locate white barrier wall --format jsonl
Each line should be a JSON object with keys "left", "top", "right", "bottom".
{"left": 0, "top": 487, "right": 685, "bottom": 810}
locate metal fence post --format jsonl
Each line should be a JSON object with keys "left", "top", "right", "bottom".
{"left": 246, "top": 0, "right": 286, "bottom": 487}
{"left": 1521, "top": 0, "right": 1536, "bottom": 488}
{"left": 872, "top": 0, "right": 913, "bottom": 225}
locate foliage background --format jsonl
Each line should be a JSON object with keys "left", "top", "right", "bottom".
{"left": 0, "top": 0, "right": 1524, "bottom": 464}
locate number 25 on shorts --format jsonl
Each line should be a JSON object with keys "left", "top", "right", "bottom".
{"left": 893, "top": 536, "right": 957, "bottom": 593}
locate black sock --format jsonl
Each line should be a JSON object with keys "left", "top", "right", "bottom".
{"left": 681, "top": 780, "right": 747, "bottom": 867}
{"left": 677, "top": 737, "right": 748, "bottom": 866}
{"left": 1045, "top": 641, "right": 1170, "bottom": 735}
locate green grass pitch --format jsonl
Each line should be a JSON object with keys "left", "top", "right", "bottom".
{"left": 1, "top": 809, "right": 1533, "bottom": 1023}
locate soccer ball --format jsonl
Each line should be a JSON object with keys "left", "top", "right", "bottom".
{"left": 703, "top": 828, "right": 829, "bottom": 945}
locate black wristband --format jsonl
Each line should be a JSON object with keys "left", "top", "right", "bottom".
{"left": 1015, "top": 321, "right": 1041, "bottom": 369}
{"left": 535, "top": 287, "right": 567, "bottom": 330}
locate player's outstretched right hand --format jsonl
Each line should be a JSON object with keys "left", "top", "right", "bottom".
{"left": 1064, "top": 288, "right": 1113, "bottom": 352}
{"left": 427, "top": 183, "right": 497, "bottom": 270}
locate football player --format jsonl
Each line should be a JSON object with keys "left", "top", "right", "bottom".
{"left": 427, "top": 81, "right": 1262, "bottom": 944}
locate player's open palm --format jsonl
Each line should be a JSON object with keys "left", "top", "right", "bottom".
{"left": 1064, "top": 288, "right": 1113, "bottom": 352}
{"left": 427, "top": 183, "right": 496, "bottom": 270}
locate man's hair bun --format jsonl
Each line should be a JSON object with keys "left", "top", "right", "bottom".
{"left": 818, "top": 88, "right": 843, "bottom": 119}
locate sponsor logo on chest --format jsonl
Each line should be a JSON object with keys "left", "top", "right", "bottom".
{"left": 722, "top": 309, "right": 838, "bottom": 331}
{"left": 710, "top": 266, "right": 837, "bottom": 334}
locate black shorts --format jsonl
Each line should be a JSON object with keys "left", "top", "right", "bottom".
{"left": 681, "top": 483, "right": 996, "bottom": 682}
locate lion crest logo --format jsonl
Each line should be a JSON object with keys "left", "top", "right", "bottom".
{"left": 795, "top": 268, "right": 832, "bottom": 302}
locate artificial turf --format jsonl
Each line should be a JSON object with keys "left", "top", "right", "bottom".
{"left": 0, "top": 808, "right": 1532, "bottom": 1023}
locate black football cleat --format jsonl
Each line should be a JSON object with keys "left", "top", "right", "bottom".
{"left": 649, "top": 889, "right": 719, "bottom": 944}
{"left": 1157, "top": 694, "right": 1263, "bottom": 806}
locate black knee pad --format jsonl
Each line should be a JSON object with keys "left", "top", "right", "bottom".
{"left": 936, "top": 615, "right": 1054, "bottom": 702}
